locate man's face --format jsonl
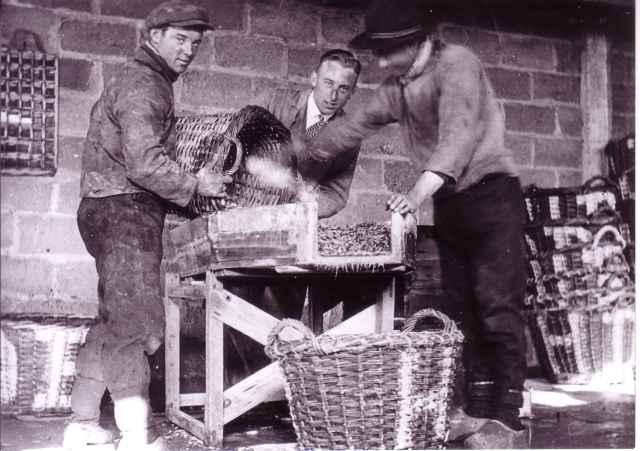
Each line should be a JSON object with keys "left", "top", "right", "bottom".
{"left": 149, "top": 26, "right": 203, "bottom": 74}
{"left": 310, "top": 60, "right": 358, "bottom": 117}
{"left": 376, "top": 44, "right": 418, "bottom": 74}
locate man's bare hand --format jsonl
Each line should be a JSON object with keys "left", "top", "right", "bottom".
{"left": 386, "top": 193, "right": 417, "bottom": 216}
{"left": 195, "top": 168, "right": 232, "bottom": 197}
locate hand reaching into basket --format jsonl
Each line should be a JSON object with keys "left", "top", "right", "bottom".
{"left": 195, "top": 166, "right": 233, "bottom": 197}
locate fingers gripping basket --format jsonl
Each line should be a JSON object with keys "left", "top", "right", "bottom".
{"left": 174, "top": 105, "right": 296, "bottom": 217}
{"left": 265, "top": 309, "right": 464, "bottom": 450}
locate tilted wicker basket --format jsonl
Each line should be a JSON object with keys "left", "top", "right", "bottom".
{"left": 1, "top": 316, "right": 93, "bottom": 416}
{"left": 265, "top": 309, "right": 463, "bottom": 450}
{"left": 174, "top": 105, "right": 296, "bottom": 217}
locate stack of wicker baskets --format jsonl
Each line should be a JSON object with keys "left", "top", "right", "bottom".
{"left": 265, "top": 309, "right": 463, "bottom": 450}
{"left": 173, "top": 105, "right": 296, "bottom": 217}
{"left": 523, "top": 176, "right": 635, "bottom": 384}
{"left": 1, "top": 315, "right": 93, "bottom": 416}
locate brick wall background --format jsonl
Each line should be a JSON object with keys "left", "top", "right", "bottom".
{"left": 0, "top": 0, "right": 634, "bottom": 314}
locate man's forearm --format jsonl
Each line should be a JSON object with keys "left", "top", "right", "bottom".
{"left": 407, "top": 170, "right": 446, "bottom": 207}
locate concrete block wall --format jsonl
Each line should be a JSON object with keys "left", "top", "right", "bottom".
{"left": 0, "top": 0, "right": 634, "bottom": 314}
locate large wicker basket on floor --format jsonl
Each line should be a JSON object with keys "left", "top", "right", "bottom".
{"left": 1, "top": 316, "right": 92, "bottom": 416}
{"left": 265, "top": 309, "right": 463, "bottom": 450}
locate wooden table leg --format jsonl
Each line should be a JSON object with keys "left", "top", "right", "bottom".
{"left": 205, "top": 270, "right": 224, "bottom": 448}
{"left": 376, "top": 276, "right": 396, "bottom": 332}
{"left": 164, "top": 273, "right": 181, "bottom": 415}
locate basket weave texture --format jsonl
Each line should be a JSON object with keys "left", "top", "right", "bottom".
{"left": 265, "top": 309, "right": 463, "bottom": 450}
{"left": 1, "top": 316, "right": 92, "bottom": 416}
{"left": 524, "top": 221, "right": 635, "bottom": 384}
{"left": 174, "top": 105, "right": 296, "bottom": 217}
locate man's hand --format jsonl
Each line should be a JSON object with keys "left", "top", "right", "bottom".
{"left": 386, "top": 193, "right": 417, "bottom": 216}
{"left": 195, "top": 167, "right": 233, "bottom": 197}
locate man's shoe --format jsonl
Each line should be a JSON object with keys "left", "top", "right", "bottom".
{"left": 463, "top": 419, "right": 530, "bottom": 449}
{"left": 62, "top": 421, "right": 114, "bottom": 449}
{"left": 447, "top": 408, "right": 490, "bottom": 442}
{"left": 117, "top": 431, "right": 168, "bottom": 451}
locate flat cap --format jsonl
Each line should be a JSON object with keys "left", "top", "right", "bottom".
{"left": 145, "top": 0, "right": 213, "bottom": 31}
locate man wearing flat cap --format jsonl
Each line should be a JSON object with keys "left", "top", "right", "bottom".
{"left": 303, "top": 0, "right": 529, "bottom": 448}
{"left": 63, "top": 2, "right": 231, "bottom": 450}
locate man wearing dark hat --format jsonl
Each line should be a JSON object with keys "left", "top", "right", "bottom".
{"left": 63, "top": 2, "right": 231, "bottom": 450}
{"left": 303, "top": 0, "right": 529, "bottom": 448}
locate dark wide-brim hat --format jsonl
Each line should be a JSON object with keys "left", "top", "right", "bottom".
{"left": 145, "top": 0, "right": 213, "bottom": 31}
{"left": 350, "top": 0, "right": 430, "bottom": 51}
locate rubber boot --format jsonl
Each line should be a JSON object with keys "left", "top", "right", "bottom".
{"left": 114, "top": 395, "right": 167, "bottom": 451}
{"left": 448, "top": 407, "right": 489, "bottom": 442}
{"left": 63, "top": 421, "right": 114, "bottom": 450}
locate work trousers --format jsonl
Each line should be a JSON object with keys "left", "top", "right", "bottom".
{"left": 433, "top": 174, "right": 527, "bottom": 408}
{"left": 71, "top": 193, "right": 166, "bottom": 421}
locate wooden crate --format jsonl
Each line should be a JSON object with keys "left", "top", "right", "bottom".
{"left": 164, "top": 202, "right": 417, "bottom": 276}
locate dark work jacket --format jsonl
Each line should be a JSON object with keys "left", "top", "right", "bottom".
{"left": 263, "top": 88, "right": 359, "bottom": 218}
{"left": 80, "top": 44, "right": 197, "bottom": 207}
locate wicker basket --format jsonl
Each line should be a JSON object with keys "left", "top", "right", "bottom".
{"left": 527, "top": 297, "right": 635, "bottom": 384}
{"left": 265, "top": 309, "right": 463, "bottom": 450}
{"left": 1, "top": 316, "right": 92, "bottom": 416}
{"left": 174, "top": 105, "right": 296, "bottom": 217}
{"left": 523, "top": 176, "right": 619, "bottom": 224}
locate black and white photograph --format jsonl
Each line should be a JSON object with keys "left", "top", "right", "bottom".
{"left": 0, "top": 0, "right": 635, "bottom": 449}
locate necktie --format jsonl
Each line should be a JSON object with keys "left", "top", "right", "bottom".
{"left": 305, "top": 115, "right": 326, "bottom": 139}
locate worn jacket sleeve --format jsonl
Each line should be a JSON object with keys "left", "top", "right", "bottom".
{"left": 115, "top": 80, "right": 197, "bottom": 207}
{"left": 299, "top": 76, "right": 403, "bottom": 183}
{"left": 424, "top": 51, "right": 483, "bottom": 181}
{"left": 316, "top": 153, "right": 358, "bottom": 218}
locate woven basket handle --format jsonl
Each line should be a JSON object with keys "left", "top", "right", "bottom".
{"left": 264, "top": 318, "right": 316, "bottom": 359}
{"left": 402, "top": 308, "right": 458, "bottom": 334}
{"left": 581, "top": 175, "right": 616, "bottom": 193}
{"left": 592, "top": 225, "right": 626, "bottom": 250}
{"left": 203, "top": 133, "right": 243, "bottom": 176}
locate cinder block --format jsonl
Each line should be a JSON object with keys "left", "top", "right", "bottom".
{"left": 504, "top": 103, "right": 555, "bottom": 134}
{"left": 487, "top": 68, "right": 531, "bottom": 100}
{"left": 321, "top": 10, "right": 362, "bottom": 45}
{"left": 1, "top": 211, "right": 14, "bottom": 250}
{"left": 288, "top": 47, "right": 326, "bottom": 78}
{"left": 534, "top": 137, "right": 582, "bottom": 168}
{"left": 1, "top": 256, "right": 55, "bottom": 297}
{"left": 384, "top": 159, "right": 421, "bottom": 193}
{"left": 610, "top": 53, "right": 634, "bottom": 86}
{"left": 54, "top": 260, "right": 98, "bottom": 302}
{"left": 612, "top": 84, "right": 634, "bottom": 114}
{"left": 18, "top": 214, "right": 87, "bottom": 255}
{"left": 557, "top": 106, "right": 582, "bottom": 137}
{"left": 55, "top": 181, "right": 81, "bottom": 215}
{"left": 557, "top": 169, "right": 583, "bottom": 187}
{"left": 0, "top": 6, "right": 58, "bottom": 54}
{"left": 612, "top": 114, "right": 634, "bottom": 139}
{"left": 215, "top": 35, "right": 285, "bottom": 75}
{"left": 555, "top": 42, "right": 581, "bottom": 74}
{"left": 501, "top": 35, "right": 554, "bottom": 70}
{"left": 59, "top": 92, "right": 95, "bottom": 137}
{"left": 102, "top": 0, "right": 243, "bottom": 31}
{"left": 1, "top": 178, "right": 53, "bottom": 213}
{"left": 60, "top": 20, "right": 136, "bottom": 57}
{"left": 59, "top": 58, "right": 95, "bottom": 91}
{"left": 518, "top": 167, "right": 557, "bottom": 188}
{"left": 441, "top": 26, "right": 501, "bottom": 65}
{"left": 251, "top": 1, "right": 317, "bottom": 44}
{"left": 21, "top": 0, "right": 91, "bottom": 11}
{"left": 533, "top": 73, "right": 580, "bottom": 103}
{"left": 181, "top": 71, "right": 253, "bottom": 109}
{"left": 350, "top": 157, "right": 383, "bottom": 191}
{"left": 505, "top": 133, "right": 534, "bottom": 165}
{"left": 58, "top": 136, "right": 85, "bottom": 173}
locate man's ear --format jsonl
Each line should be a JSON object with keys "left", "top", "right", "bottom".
{"left": 148, "top": 28, "right": 162, "bottom": 45}
{"left": 310, "top": 70, "right": 318, "bottom": 88}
